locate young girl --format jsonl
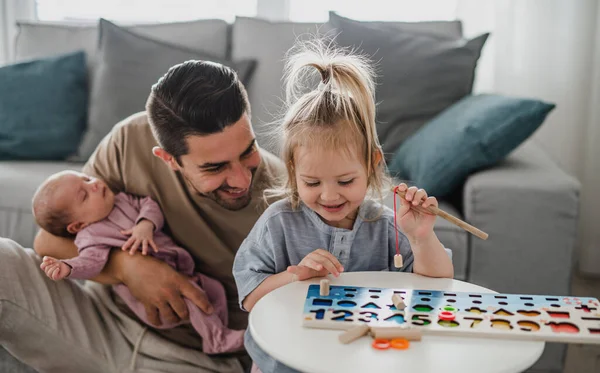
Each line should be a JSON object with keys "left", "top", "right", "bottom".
{"left": 232, "top": 40, "right": 454, "bottom": 372}
{"left": 33, "top": 170, "right": 244, "bottom": 354}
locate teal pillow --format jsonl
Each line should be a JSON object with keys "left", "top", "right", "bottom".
{"left": 0, "top": 51, "right": 87, "bottom": 160}
{"left": 388, "top": 94, "right": 555, "bottom": 197}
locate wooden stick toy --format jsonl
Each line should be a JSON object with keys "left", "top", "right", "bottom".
{"left": 392, "top": 294, "right": 406, "bottom": 310}
{"left": 393, "top": 254, "right": 403, "bottom": 268}
{"left": 338, "top": 324, "right": 370, "bottom": 344}
{"left": 370, "top": 325, "right": 423, "bottom": 341}
{"left": 390, "top": 186, "right": 489, "bottom": 240}
{"left": 320, "top": 279, "right": 330, "bottom": 296}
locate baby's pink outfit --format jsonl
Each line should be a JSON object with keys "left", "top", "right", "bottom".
{"left": 63, "top": 193, "right": 244, "bottom": 354}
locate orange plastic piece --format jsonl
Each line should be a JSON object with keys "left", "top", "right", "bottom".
{"left": 372, "top": 338, "right": 391, "bottom": 350}
{"left": 390, "top": 338, "right": 410, "bottom": 350}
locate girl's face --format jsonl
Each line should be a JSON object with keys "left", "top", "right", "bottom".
{"left": 294, "top": 145, "right": 369, "bottom": 229}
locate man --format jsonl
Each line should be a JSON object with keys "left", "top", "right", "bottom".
{"left": 0, "top": 60, "right": 284, "bottom": 372}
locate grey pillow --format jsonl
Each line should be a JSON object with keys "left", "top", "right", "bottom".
{"left": 14, "top": 19, "right": 230, "bottom": 67}
{"left": 328, "top": 12, "right": 489, "bottom": 159}
{"left": 75, "top": 19, "right": 256, "bottom": 160}
{"left": 231, "top": 16, "right": 462, "bottom": 157}
{"left": 330, "top": 15, "right": 464, "bottom": 39}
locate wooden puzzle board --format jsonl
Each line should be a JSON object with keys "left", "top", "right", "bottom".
{"left": 302, "top": 284, "right": 600, "bottom": 344}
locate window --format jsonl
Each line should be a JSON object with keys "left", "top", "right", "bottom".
{"left": 35, "top": 0, "right": 257, "bottom": 23}
{"left": 35, "top": 0, "right": 457, "bottom": 24}
{"left": 288, "top": 0, "right": 458, "bottom": 22}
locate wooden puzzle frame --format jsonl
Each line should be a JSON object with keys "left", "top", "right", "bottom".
{"left": 302, "top": 284, "right": 600, "bottom": 344}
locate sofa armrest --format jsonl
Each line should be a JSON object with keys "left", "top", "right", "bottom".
{"left": 463, "top": 140, "right": 580, "bottom": 296}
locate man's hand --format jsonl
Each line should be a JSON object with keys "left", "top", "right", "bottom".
{"left": 35, "top": 229, "right": 215, "bottom": 324}
{"left": 120, "top": 219, "right": 159, "bottom": 255}
{"left": 116, "top": 251, "right": 214, "bottom": 326}
{"left": 35, "top": 229, "right": 119, "bottom": 284}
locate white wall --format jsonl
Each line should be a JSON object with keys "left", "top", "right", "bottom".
{"left": 257, "top": 0, "right": 290, "bottom": 21}
{"left": 0, "top": 0, "right": 12, "bottom": 64}
{"left": 0, "top": 0, "right": 36, "bottom": 65}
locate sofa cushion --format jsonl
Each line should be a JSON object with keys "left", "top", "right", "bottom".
{"left": 14, "top": 18, "right": 229, "bottom": 67}
{"left": 327, "top": 12, "right": 464, "bottom": 38}
{"left": 231, "top": 15, "right": 464, "bottom": 156}
{"left": 0, "top": 161, "right": 81, "bottom": 248}
{"left": 75, "top": 19, "right": 256, "bottom": 160}
{"left": 389, "top": 94, "right": 556, "bottom": 198}
{"left": 382, "top": 192, "right": 467, "bottom": 280}
{"left": 328, "top": 12, "right": 489, "bottom": 159}
{"left": 0, "top": 51, "right": 87, "bottom": 160}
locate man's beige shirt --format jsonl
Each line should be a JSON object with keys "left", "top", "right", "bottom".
{"left": 82, "top": 112, "right": 285, "bottom": 347}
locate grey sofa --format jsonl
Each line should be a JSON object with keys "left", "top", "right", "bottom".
{"left": 0, "top": 16, "right": 580, "bottom": 373}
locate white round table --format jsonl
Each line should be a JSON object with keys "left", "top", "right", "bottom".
{"left": 249, "top": 272, "right": 545, "bottom": 373}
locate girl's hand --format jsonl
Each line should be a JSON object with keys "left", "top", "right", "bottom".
{"left": 121, "top": 219, "right": 159, "bottom": 255}
{"left": 395, "top": 183, "right": 438, "bottom": 241}
{"left": 287, "top": 264, "right": 329, "bottom": 281}
{"left": 292, "top": 248, "right": 344, "bottom": 278}
{"left": 40, "top": 256, "right": 71, "bottom": 280}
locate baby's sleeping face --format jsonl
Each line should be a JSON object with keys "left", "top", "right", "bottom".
{"left": 52, "top": 171, "right": 116, "bottom": 228}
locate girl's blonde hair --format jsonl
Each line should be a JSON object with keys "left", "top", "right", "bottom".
{"left": 266, "top": 38, "right": 390, "bottom": 208}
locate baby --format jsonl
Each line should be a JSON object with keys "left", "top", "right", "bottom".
{"left": 32, "top": 170, "right": 243, "bottom": 354}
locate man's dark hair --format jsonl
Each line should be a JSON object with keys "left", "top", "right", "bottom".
{"left": 146, "top": 60, "right": 251, "bottom": 161}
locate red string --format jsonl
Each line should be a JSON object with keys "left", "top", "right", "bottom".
{"left": 393, "top": 186, "right": 400, "bottom": 256}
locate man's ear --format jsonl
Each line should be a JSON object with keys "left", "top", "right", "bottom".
{"left": 67, "top": 221, "right": 88, "bottom": 235}
{"left": 152, "top": 147, "right": 180, "bottom": 171}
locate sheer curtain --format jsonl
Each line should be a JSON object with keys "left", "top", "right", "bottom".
{"left": 457, "top": 0, "right": 600, "bottom": 276}
{"left": 458, "top": 0, "right": 596, "bottom": 176}
{"left": 578, "top": 3, "right": 600, "bottom": 276}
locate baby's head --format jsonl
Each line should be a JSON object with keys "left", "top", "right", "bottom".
{"left": 32, "top": 171, "right": 115, "bottom": 237}
{"left": 270, "top": 39, "right": 389, "bottom": 225}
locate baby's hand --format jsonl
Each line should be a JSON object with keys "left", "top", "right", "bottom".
{"left": 121, "top": 219, "right": 159, "bottom": 255}
{"left": 288, "top": 248, "right": 344, "bottom": 280}
{"left": 40, "top": 256, "right": 71, "bottom": 280}
{"left": 395, "top": 183, "right": 438, "bottom": 241}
